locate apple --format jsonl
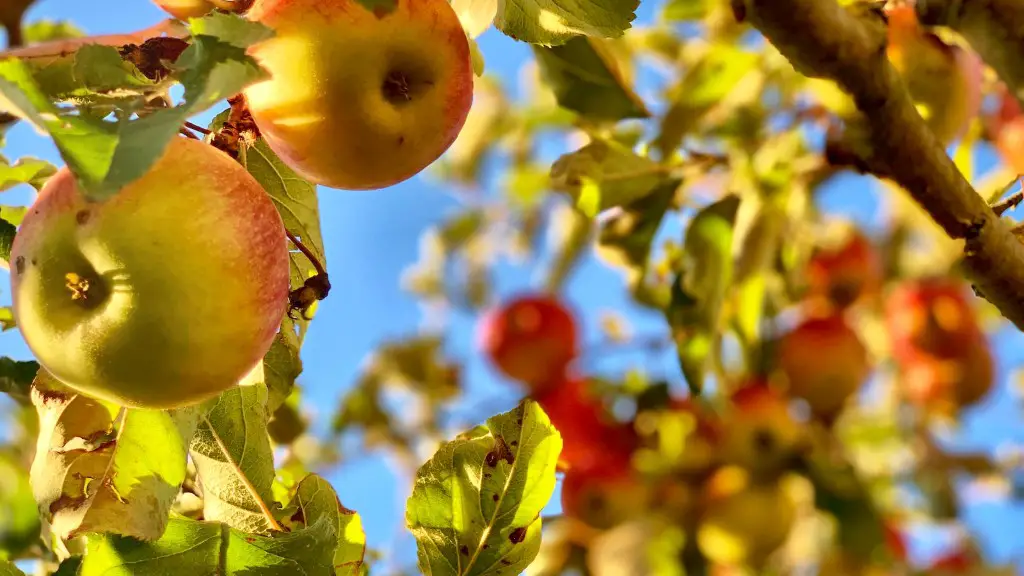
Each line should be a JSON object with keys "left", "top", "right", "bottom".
{"left": 885, "top": 0, "right": 983, "bottom": 146}
{"left": 664, "top": 396, "right": 722, "bottom": 477}
{"left": 696, "top": 469, "right": 795, "bottom": 569}
{"left": 243, "top": 0, "right": 474, "bottom": 190}
{"left": 152, "top": 0, "right": 214, "bottom": 20}
{"left": 10, "top": 137, "right": 290, "bottom": 409}
{"left": 560, "top": 449, "right": 645, "bottom": 530}
{"left": 885, "top": 278, "right": 982, "bottom": 362}
{"left": 720, "top": 381, "right": 807, "bottom": 479}
{"left": 776, "top": 313, "right": 870, "bottom": 421}
{"left": 900, "top": 332, "right": 994, "bottom": 416}
{"left": 805, "top": 227, "right": 882, "bottom": 311}
{"left": 533, "top": 374, "right": 637, "bottom": 473}
{"left": 477, "top": 293, "right": 579, "bottom": 391}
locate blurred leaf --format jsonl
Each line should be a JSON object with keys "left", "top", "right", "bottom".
{"left": 544, "top": 202, "right": 593, "bottom": 291}
{"left": 189, "top": 365, "right": 279, "bottom": 535}
{"left": 406, "top": 399, "right": 562, "bottom": 576}
{"left": 0, "top": 157, "right": 56, "bottom": 191}
{"left": 439, "top": 210, "right": 486, "bottom": 252}
{"left": 29, "top": 370, "right": 199, "bottom": 541}
{"left": 0, "top": 215, "right": 15, "bottom": 268}
{"left": 263, "top": 326, "right": 303, "bottom": 415}
{"left": 452, "top": 0, "right": 497, "bottom": 38}
{"left": 0, "top": 21, "right": 267, "bottom": 200}
{"left": 662, "top": 0, "right": 709, "bottom": 20}
{"left": 0, "top": 309, "right": 14, "bottom": 332}
{"left": 287, "top": 474, "right": 367, "bottom": 573}
{"left": 22, "top": 19, "right": 84, "bottom": 43}
{"left": 79, "top": 513, "right": 338, "bottom": 575}
{"left": 374, "top": 337, "right": 461, "bottom": 401}
{"left": 0, "top": 559, "right": 24, "bottom": 576}
{"left": 0, "top": 451, "right": 39, "bottom": 559}
{"left": 551, "top": 139, "right": 666, "bottom": 212}
{"left": 596, "top": 178, "right": 678, "bottom": 290}
{"left": 0, "top": 358, "right": 37, "bottom": 402}
{"left": 586, "top": 517, "right": 686, "bottom": 576}
{"left": 494, "top": 0, "right": 637, "bottom": 45}
{"left": 666, "top": 195, "right": 741, "bottom": 394}
{"left": 268, "top": 400, "right": 306, "bottom": 446}
{"left": 654, "top": 45, "right": 760, "bottom": 157}
{"left": 533, "top": 36, "right": 649, "bottom": 121}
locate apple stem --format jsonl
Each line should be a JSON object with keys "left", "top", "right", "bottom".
{"left": 179, "top": 128, "right": 200, "bottom": 140}
{"left": 285, "top": 230, "right": 331, "bottom": 318}
{"left": 990, "top": 178, "right": 1024, "bottom": 216}
{"left": 184, "top": 121, "right": 211, "bottom": 135}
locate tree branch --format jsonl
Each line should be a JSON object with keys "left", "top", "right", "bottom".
{"left": 916, "top": 0, "right": 1024, "bottom": 111}
{"left": 731, "top": 0, "right": 1024, "bottom": 331}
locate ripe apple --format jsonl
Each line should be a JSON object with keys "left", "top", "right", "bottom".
{"left": 533, "top": 374, "right": 637, "bottom": 472}
{"left": 10, "top": 137, "right": 290, "bottom": 409}
{"left": 560, "top": 449, "right": 646, "bottom": 530}
{"left": 152, "top": 0, "right": 214, "bottom": 20}
{"left": 243, "top": 0, "right": 474, "bottom": 190}
{"left": 697, "top": 469, "right": 796, "bottom": 569}
{"left": 477, "top": 293, "right": 579, "bottom": 391}
{"left": 776, "top": 313, "right": 870, "bottom": 421}
{"left": 900, "top": 332, "right": 994, "bottom": 416}
{"left": 720, "top": 381, "right": 807, "bottom": 479}
{"left": 885, "top": 0, "right": 983, "bottom": 146}
{"left": 885, "top": 278, "right": 981, "bottom": 362}
{"left": 805, "top": 227, "right": 883, "bottom": 311}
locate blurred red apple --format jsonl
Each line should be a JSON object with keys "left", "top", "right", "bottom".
{"left": 885, "top": 278, "right": 982, "bottom": 362}
{"left": 806, "top": 227, "right": 883, "bottom": 311}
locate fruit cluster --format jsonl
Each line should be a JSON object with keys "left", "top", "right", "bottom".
{"left": 477, "top": 222, "right": 996, "bottom": 571}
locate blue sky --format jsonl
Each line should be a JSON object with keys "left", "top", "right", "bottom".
{"left": 2, "top": 0, "right": 1023, "bottom": 572}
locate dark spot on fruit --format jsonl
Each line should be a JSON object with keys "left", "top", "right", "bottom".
{"left": 398, "top": 135, "right": 405, "bottom": 145}
{"left": 492, "top": 494, "right": 499, "bottom": 502}
{"left": 460, "top": 545, "right": 469, "bottom": 556}
{"left": 14, "top": 256, "right": 24, "bottom": 275}
{"left": 372, "top": 6, "right": 389, "bottom": 18}
{"left": 31, "top": 259, "right": 36, "bottom": 266}
{"left": 509, "top": 527, "right": 527, "bottom": 544}
{"left": 75, "top": 209, "right": 90, "bottom": 225}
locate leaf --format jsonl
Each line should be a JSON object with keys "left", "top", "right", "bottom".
{"left": 29, "top": 370, "right": 200, "bottom": 541}
{"left": 452, "top": 0, "right": 497, "bottom": 38}
{"left": 0, "top": 358, "right": 38, "bottom": 402}
{"left": 654, "top": 45, "right": 759, "bottom": 157}
{"left": 586, "top": 517, "right": 686, "bottom": 576}
{"left": 22, "top": 19, "right": 85, "bottom": 43}
{"left": 188, "top": 11, "right": 275, "bottom": 48}
{"left": 662, "top": 0, "right": 709, "bottom": 20}
{"left": 595, "top": 179, "right": 678, "bottom": 290}
{"left": 406, "top": 399, "right": 562, "bottom": 576}
{"left": 263, "top": 328, "right": 303, "bottom": 414}
{"left": 373, "top": 337, "right": 461, "bottom": 401}
{"left": 665, "top": 195, "right": 741, "bottom": 394}
{"left": 241, "top": 136, "right": 326, "bottom": 334}
{"left": 533, "top": 36, "right": 648, "bottom": 121}
{"left": 550, "top": 139, "right": 665, "bottom": 213}
{"left": 0, "top": 157, "right": 56, "bottom": 191}
{"left": 0, "top": 451, "right": 40, "bottom": 559}
{"left": 189, "top": 364, "right": 280, "bottom": 535}
{"left": 0, "top": 215, "right": 15, "bottom": 269}
{"left": 0, "top": 26, "right": 267, "bottom": 200}
{"left": 287, "top": 474, "right": 367, "bottom": 573}
{"left": 0, "top": 559, "right": 25, "bottom": 576}
{"left": 80, "top": 514, "right": 339, "bottom": 576}
{"left": 493, "top": 0, "right": 637, "bottom": 46}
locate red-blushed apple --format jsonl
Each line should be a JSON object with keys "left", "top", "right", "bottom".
{"left": 928, "top": 547, "right": 977, "bottom": 574}
{"left": 696, "top": 467, "right": 796, "bottom": 569}
{"left": 776, "top": 313, "right": 871, "bottom": 422}
{"left": 805, "top": 227, "right": 883, "bottom": 311}
{"left": 477, "top": 293, "right": 579, "bottom": 391}
{"left": 533, "top": 374, "right": 637, "bottom": 473}
{"left": 720, "top": 381, "right": 807, "bottom": 478}
{"left": 10, "top": 137, "right": 290, "bottom": 409}
{"left": 885, "top": 278, "right": 982, "bottom": 362}
{"left": 243, "top": 0, "right": 474, "bottom": 190}
{"left": 560, "top": 447, "right": 646, "bottom": 530}
{"left": 899, "top": 332, "right": 994, "bottom": 416}
{"left": 152, "top": 0, "right": 214, "bottom": 20}
{"left": 884, "top": 0, "right": 983, "bottom": 146}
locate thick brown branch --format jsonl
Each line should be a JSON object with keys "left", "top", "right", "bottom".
{"left": 916, "top": 0, "right": 1024, "bottom": 111}
{"left": 732, "top": 0, "right": 1024, "bottom": 331}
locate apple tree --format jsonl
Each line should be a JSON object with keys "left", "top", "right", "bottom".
{"left": 0, "top": 0, "right": 1024, "bottom": 574}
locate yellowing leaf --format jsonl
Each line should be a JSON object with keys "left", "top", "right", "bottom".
{"left": 494, "top": 0, "right": 637, "bottom": 45}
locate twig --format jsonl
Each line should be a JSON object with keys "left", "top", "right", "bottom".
{"left": 179, "top": 127, "right": 199, "bottom": 139}
{"left": 185, "top": 121, "right": 211, "bottom": 135}
{"left": 732, "top": 0, "right": 1024, "bottom": 332}
{"left": 991, "top": 182, "right": 1024, "bottom": 217}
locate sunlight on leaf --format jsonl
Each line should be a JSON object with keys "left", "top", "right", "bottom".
{"left": 494, "top": 0, "right": 637, "bottom": 46}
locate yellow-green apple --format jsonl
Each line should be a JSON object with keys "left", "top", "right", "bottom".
{"left": 242, "top": 0, "right": 474, "bottom": 190}
{"left": 152, "top": 0, "right": 215, "bottom": 20}
{"left": 10, "top": 137, "right": 290, "bottom": 409}
{"left": 885, "top": 0, "right": 983, "bottom": 146}
{"left": 805, "top": 226, "right": 883, "bottom": 311}
{"left": 776, "top": 313, "right": 871, "bottom": 422}
{"left": 720, "top": 381, "right": 807, "bottom": 479}
{"left": 478, "top": 294, "right": 580, "bottom": 391}
{"left": 696, "top": 468, "right": 796, "bottom": 569}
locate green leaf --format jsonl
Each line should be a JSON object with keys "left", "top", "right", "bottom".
{"left": 29, "top": 370, "right": 200, "bottom": 541}
{"left": 189, "top": 365, "right": 279, "bottom": 535}
{"left": 0, "top": 358, "right": 37, "bottom": 402}
{"left": 0, "top": 30, "right": 266, "bottom": 200}
{"left": 0, "top": 451, "right": 40, "bottom": 560}
{"left": 0, "top": 216, "right": 15, "bottom": 268}
{"left": 0, "top": 558, "right": 25, "bottom": 576}
{"left": 654, "top": 45, "right": 759, "bottom": 157}
{"left": 0, "top": 157, "right": 56, "bottom": 191}
{"left": 287, "top": 474, "right": 366, "bottom": 573}
{"left": 662, "top": 0, "right": 709, "bottom": 20}
{"left": 550, "top": 139, "right": 665, "bottom": 212}
{"left": 533, "top": 36, "right": 648, "bottom": 121}
{"left": 665, "top": 195, "right": 741, "bottom": 394}
{"left": 22, "top": 19, "right": 84, "bottom": 43}
{"left": 406, "top": 399, "right": 562, "bottom": 576}
{"left": 494, "top": 0, "right": 637, "bottom": 46}
{"left": 596, "top": 179, "right": 678, "bottom": 290}
{"left": 188, "top": 12, "right": 275, "bottom": 49}
{"left": 80, "top": 514, "right": 338, "bottom": 576}
{"left": 72, "top": 45, "right": 154, "bottom": 92}
{"left": 264, "top": 328, "right": 303, "bottom": 415}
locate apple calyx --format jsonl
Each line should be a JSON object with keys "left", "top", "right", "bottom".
{"left": 63, "top": 271, "right": 106, "bottom": 308}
